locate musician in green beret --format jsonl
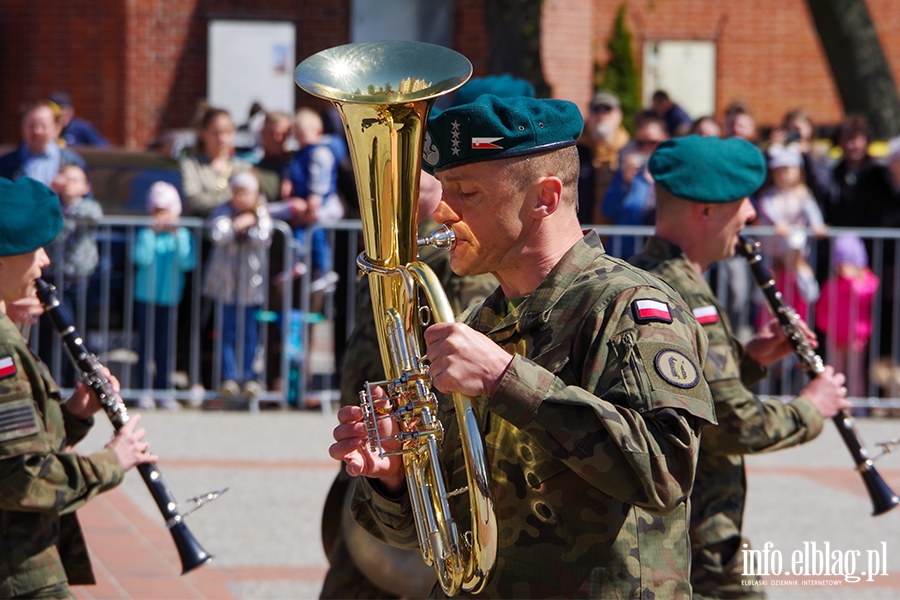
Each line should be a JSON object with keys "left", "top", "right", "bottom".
{"left": 332, "top": 95, "right": 717, "bottom": 598}
{"left": 0, "top": 177, "right": 157, "bottom": 598}
{"left": 628, "top": 135, "right": 851, "bottom": 598}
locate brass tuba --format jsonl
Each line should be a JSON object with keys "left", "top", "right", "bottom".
{"left": 295, "top": 42, "right": 497, "bottom": 595}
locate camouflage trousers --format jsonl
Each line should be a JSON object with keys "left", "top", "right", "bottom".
{"left": 692, "top": 537, "right": 767, "bottom": 599}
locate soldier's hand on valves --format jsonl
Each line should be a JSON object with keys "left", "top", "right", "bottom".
{"left": 106, "top": 414, "right": 158, "bottom": 471}
{"left": 330, "top": 387, "right": 406, "bottom": 493}
{"left": 424, "top": 322, "right": 513, "bottom": 398}
{"left": 65, "top": 368, "right": 123, "bottom": 420}
{"left": 745, "top": 318, "right": 818, "bottom": 367}
{"left": 802, "top": 365, "right": 851, "bottom": 418}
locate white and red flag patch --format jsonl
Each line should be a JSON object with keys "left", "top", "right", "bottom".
{"left": 0, "top": 356, "right": 16, "bottom": 379}
{"left": 692, "top": 305, "right": 719, "bottom": 325}
{"left": 471, "top": 137, "right": 503, "bottom": 150}
{"left": 632, "top": 299, "right": 673, "bottom": 323}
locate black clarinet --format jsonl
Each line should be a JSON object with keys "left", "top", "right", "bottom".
{"left": 35, "top": 279, "right": 216, "bottom": 573}
{"left": 736, "top": 236, "right": 899, "bottom": 516}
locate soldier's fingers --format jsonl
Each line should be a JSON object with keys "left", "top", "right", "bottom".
{"left": 329, "top": 438, "right": 363, "bottom": 462}
{"left": 336, "top": 405, "right": 363, "bottom": 424}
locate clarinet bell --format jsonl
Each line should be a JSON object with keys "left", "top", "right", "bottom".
{"left": 170, "top": 520, "right": 214, "bottom": 574}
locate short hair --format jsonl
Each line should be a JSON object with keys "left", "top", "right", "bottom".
{"left": 634, "top": 110, "right": 666, "bottom": 132}
{"left": 264, "top": 110, "right": 291, "bottom": 126}
{"left": 19, "top": 99, "right": 60, "bottom": 123}
{"left": 501, "top": 145, "right": 580, "bottom": 209}
{"left": 834, "top": 114, "right": 870, "bottom": 144}
{"left": 782, "top": 108, "right": 812, "bottom": 130}
{"left": 652, "top": 90, "right": 670, "bottom": 102}
{"left": 725, "top": 99, "right": 753, "bottom": 117}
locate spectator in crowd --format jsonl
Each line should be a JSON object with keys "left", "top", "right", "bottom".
{"left": 577, "top": 90, "right": 630, "bottom": 225}
{"left": 49, "top": 92, "right": 110, "bottom": 148}
{"left": 202, "top": 172, "right": 272, "bottom": 402}
{"left": 815, "top": 235, "right": 879, "bottom": 399}
{"left": 723, "top": 100, "right": 758, "bottom": 143}
{"left": 651, "top": 89, "right": 692, "bottom": 137}
{"left": 133, "top": 182, "right": 196, "bottom": 410}
{"left": 39, "top": 163, "right": 103, "bottom": 386}
{"left": 601, "top": 113, "right": 668, "bottom": 257}
{"left": 755, "top": 145, "right": 828, "bottom": 324}
{"left": 0, "top": 100, "right": 88, "bottom": 186}
{"left": 770, "top": 108, "right": 832, "bottom": 209}
{"left": 691, "top": 115, "right": 721, "bottom": 137}
{"left": 281, "top": 107, "right": 346, "bottom": 279}
{"left": 255, "top": 110, "right": 294, "bottom": 203}
{"left": 822, "top": 115, "right": 878, "bottom": 227}
{"left": 180, "top": 107, "right": 252, "bottom": 218}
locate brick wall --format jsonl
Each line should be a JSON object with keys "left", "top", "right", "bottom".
{"left": 0, "top": 0, "right": 350, "bottom": 149}
{"left": 2, "top": 0, "right": 898, "bottom": 148}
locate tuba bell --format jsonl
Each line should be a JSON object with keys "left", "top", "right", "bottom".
{"left": 295, "top": 41, "right": 497, "bottom": 596}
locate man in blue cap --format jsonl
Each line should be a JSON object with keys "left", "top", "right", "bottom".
{"left": 331, "top": 95, "right": 716, "bottom": 598}
{"left": 0, "top": 177, "right": 156, "bottom": 598}
{"left": 629, "top": 135, "right": 850, "bottom": 598}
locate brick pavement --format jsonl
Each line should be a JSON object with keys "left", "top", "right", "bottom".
{"left": 60, "top": 408, "right": 900, "bottom": 600}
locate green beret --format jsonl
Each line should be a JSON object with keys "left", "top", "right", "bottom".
{"left": 423, "top": 95, "right": 583, "bottom": 174}
{"left": 648, "top": 135, "right": 766, "bottom": 202}
{"left": 0, "top": 177, "right": 63, "bottom": 256}
{"left": 452, "top": 74, "right": 536, "bottom": 107}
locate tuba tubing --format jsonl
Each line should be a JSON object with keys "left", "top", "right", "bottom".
{"left": 35, "top": 279, "right": 216, "bottom": 573}
{"left": 296, "top": 41, "right": 497, "bottom": 596}
{"left": 736, "top": 235, "right": 899, "bottom": 516}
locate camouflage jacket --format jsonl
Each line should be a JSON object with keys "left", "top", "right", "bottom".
{"left": 339, "top": 217, "right": 498, "bottom": 407}
{"left": 629, "top": 238, "right": 824, "bottom": 566}
{"left": 353, "top": 231, "right": 716, "bottom": 599}
{"left": 0, "top": 312, "right": 124, "bottom": 597}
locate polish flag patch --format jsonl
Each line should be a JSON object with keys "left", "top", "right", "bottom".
{"left": 692, "top": 305, "right": 719, "bottom": 325}
{"left": 471, "top": 137, "right": 504, "bottom": 150}
{"left": 0, "top": 356, "right": 16, "bottom": 380}
{"left": 632, "top": 299, "right": 673, "bottom": 324}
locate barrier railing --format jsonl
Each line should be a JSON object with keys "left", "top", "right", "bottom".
{"left": 29, "top": 217, "right": 900, "bottom": 412}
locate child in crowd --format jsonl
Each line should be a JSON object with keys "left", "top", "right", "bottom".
{"left": 815, "top": 235, "right": 880, "bottom": 398}
{"left": 279, "top": 107, "right": 345, "bottom": 280}
{"left": 202, "top": 171, "right": 272, "bottom": 401}
{"left": 133, "top": 181, "right": 196, "bottom": 410}
{"left": 756, "top": 144, "right": 827, "bottom": 323}
{"left": 41, "top": 164, "right": 103, "bottom": 385}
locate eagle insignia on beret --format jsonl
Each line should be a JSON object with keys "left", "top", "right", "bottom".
{"left": 423, "top": 131, "right": 440, "bottom": 167}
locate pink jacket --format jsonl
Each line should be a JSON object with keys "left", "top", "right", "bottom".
{"left": 815, "top": 268, "right": 880, "bottom": 351}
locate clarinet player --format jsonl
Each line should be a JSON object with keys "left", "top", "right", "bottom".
{"left": 629, "top": 135, "right": 851, "bottom": 598}
{"left": 0, "top": 177, "right": 157, "bottom": 598}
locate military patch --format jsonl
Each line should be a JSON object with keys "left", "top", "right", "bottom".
{"left": 692, "top": 305, "right": 719, "bottom": 325}
{"left": 654, "top": 349, "right": 700, "bottom": 389}
{"left": 0, "top": 355, "right": 16, "bottom": 379}
{"left": 0, "top": 398, "right": 40, "bottom": 443}
{"left": 632, "top": 299, "right": 673, "bottom": 324}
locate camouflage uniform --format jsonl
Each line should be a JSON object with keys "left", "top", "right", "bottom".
{"left": 319, "top": 217, "right": 497, "bottom": 599}
{"left": 0, "top": 312, "right": 125, "bottom": 598}
{"left": 630, "top": 237, "right": 825, "bottom": 599}
{"left": 352, "top": 231, "right": 716, "bottom": 599}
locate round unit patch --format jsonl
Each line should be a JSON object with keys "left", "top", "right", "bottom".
{"left": 654, "top": 349, "right": 700, "bottom": 389}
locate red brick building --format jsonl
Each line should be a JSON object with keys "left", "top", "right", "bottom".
{"left": 1, "top": 0, "right": 898, "bottom": 149}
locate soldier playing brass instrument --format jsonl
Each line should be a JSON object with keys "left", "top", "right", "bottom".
{"left": 0, "top": 177, "right": 157, "bottom": 598}
{"left": 331, "top": 96, "right": 716, "bottom": 598}
{"left": 629, "top": 135, "right": 851, "bottom": 598}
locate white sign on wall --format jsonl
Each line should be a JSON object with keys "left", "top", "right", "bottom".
{"left": 208, "top": 20, "right": 296, "bottom": 124}
{"left": 643, "top": 40, "right": 717, "bottom": 120}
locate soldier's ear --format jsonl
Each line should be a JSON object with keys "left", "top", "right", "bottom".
{"left": 694, "top": 203, "right": 713, "bottom": 225}
{"left": 530, "top": 176, "right": 563, "bottom": 219}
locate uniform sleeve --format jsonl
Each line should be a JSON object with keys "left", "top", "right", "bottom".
{"left": 488, "top": 286, "right": 714, "bottom": 513}
{"left": 0, "top": 346, "right": 124, "bottom": 516}
{"left": 697, "top": 310, "right": 824, "bottom": 456}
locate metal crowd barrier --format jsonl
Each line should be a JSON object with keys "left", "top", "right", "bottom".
{"left": 31, "top": 218, "right": 900, "bottom": 413}
{"left": 32, "top": 215, "right": 301, "bottom": 412}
